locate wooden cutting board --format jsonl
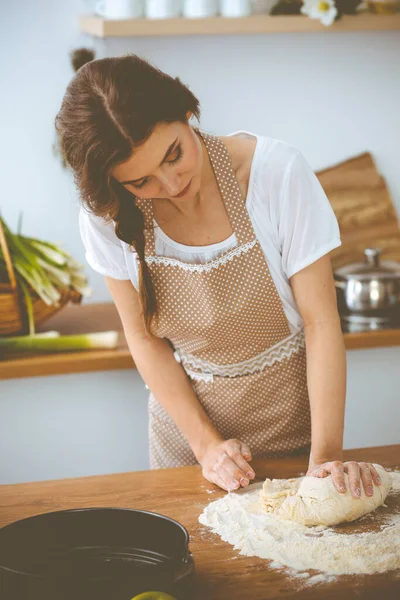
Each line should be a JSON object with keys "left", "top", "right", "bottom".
{"left": 316, "top": 152, "right": 400, "bottom": 270}
{"left": 1, "top": 444, "right": 399, "bottom": 599}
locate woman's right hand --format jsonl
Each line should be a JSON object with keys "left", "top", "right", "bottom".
{"left": 199, "top": 438, "right": 256, "bottom": 492}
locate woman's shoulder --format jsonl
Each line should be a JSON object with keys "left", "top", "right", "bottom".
{"left": 78, "top": 206, "right": 133, "bottom": 280}
{"left": 224, "top": 130, "right": 302, "bottom": 189}
{"left": 79, "top": 206, "right": 122, "bottom": 246}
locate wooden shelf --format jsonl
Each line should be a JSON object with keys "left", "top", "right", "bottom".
{"left": 1, "top": 302, "right": 400, "bottom": 380}
{"left": 344, "top": 328, "right": 400, "bottom": 350}
{"left": 79, "top": 12, "right": 400, "bottom": 38}
{"left": 0, "top": 303, "right": 134, "bottom": 381}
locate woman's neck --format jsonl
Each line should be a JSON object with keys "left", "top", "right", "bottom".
{"left": 162, "top": 133, "right": 217, "bottom": 220}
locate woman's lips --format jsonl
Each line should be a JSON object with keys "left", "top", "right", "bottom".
{"left": 173, "top": 178, "right": 192, "bottom": 198}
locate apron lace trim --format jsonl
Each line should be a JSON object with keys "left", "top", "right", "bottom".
{"left": 173, "top": 329, "right": 305, "bottom": 381}
{"left": 145, "top": 238, "right": 257, "bottom": 272}
{"left": 181, "top": 367, "right": 215, "bottom": 384}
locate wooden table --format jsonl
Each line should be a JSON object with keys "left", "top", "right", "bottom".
{"left": 1, "top": 444, "right": 399, "bottom": 599}
{"left": 1, "top": 303, "right": 400, "bottom": 380}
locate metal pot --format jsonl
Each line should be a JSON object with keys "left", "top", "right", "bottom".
{"left": 334, "top": 248, "right": 400, "bottom": 314}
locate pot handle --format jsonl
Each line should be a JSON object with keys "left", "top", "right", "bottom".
{"left": 334, "top": 280, "right": 346, "bottom": 290}
{"left": 364, "top": 247, "right": 381, "bottom": 267}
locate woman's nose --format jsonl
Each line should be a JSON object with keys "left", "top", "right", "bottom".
{"left": 158, "top": 173, "right": 181, "bottom": 197}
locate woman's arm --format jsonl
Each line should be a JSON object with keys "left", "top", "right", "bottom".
{"left": 290, "top": 254, "right": 346, "bottom": 464}
{"left": 104, "top": 276, "right": 255, "bottom": 491}
{"left": 290, "top": 255, "right": 381, "bottom": 498}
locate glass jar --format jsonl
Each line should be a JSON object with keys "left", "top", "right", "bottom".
{"left": 183, "top": 0, "right": 218, "bottom": 18}
{"left": 145, "top": 0, "right": 181, "bottom": 19}
{"left": 220, "top": 0, "right": 252, "bottom": 17}
{"left": 95, "top": 0, "right": 145, "bottom": 18}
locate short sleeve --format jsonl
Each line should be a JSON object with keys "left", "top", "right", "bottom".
{"left": 79, "top": 207, "right": 130, "bottom": 280}
{"left": 278, "top": 151, "right": 341, "bottom": 279}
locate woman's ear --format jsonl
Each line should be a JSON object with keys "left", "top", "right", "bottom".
{"left": 186, "top": 111, "right": 193, "bottom": 121}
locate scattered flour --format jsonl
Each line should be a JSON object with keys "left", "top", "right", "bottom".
{"left": 199, "top": 469, "right": 400, "bottom": 581}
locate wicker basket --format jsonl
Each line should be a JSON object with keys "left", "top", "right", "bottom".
{"left": 0, "top": 219, "right": 82, "bottom": 336}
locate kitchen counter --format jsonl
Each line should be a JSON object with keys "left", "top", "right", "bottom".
{"left": 1, "top": 444, "right": 399, "bottom": 599}
{"left": 1, "top": 302, "right": 400, "bottom": 380}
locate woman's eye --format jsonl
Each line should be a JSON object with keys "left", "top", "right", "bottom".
{"left": 130, "top": 145, "right": 182, "bottom": 190}
{"left": 133, "top": 178, "right": 148, "bottom": 190}
{"left": 168, "top": 145, "right": 182, "bottom": 164}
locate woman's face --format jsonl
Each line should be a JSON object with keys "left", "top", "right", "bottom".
{"left": 111, "top": 120, "right": 203, "bottom": 203}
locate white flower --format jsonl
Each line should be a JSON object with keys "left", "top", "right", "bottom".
{"left": 301, "top": 0, "right": 338, "bottom": 26}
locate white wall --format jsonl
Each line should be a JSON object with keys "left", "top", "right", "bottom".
{"left": 0, "top": 1, "right": 399, "bottom": 484}
{"left": 0, "top": 370, "right": 150, "bottom": 484}
{"left": 1, "top": 347, "right": 399, "bottom": 485}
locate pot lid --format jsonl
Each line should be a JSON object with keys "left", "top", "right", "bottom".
{"left": 334, "top": 248, "right": 400, "bottom": 281}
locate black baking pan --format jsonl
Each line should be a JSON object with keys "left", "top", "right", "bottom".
{"left": 0, "top": 507, "right": 194, "bottom": 600}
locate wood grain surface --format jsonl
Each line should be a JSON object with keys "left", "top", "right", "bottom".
{"left": 316, "top": 152, "right": 400, "bottom": 270}
{"left": 1, "top": 445, "right": 399, "bottom": 599}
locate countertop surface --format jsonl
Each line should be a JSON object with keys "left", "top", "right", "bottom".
{"left": 1, "top": 302, "right": 400, "bottom": 380}
{"left": 1, "top": 444, "right": 399, "bottom": 599}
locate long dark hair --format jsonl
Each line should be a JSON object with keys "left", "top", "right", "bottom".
{"left": 55, "top": 50, "right": 200, "bottom": 335}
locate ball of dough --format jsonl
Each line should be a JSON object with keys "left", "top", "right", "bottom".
{"left": 260, "top": 463, "right": 392, "bottom": 527}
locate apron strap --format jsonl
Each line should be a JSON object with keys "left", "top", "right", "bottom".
{"left": 198, "top": 130, "right": 255, "bottom": 246}
{"left": 134, "top": 196, "right": 157, "bottom": 256}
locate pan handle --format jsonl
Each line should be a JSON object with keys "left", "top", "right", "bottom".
{"left": 334, "top": 280, "right": 346, "bottom": 290}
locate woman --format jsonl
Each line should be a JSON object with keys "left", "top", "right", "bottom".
{"left": 55, "top": 52, "right": 381, "bottom": 499}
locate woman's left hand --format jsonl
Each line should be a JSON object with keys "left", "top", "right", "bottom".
{"left": 306, "top": 459, "right": 382, "bottom": 498}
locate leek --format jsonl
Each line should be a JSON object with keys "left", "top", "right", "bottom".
{"left": 0, "top": 215, "right": 92, "bottom": 316}
{"left": 13, "top": 259, "right": 60, "bottom": 305}
{"left": 24, "top": 239, "right": 67, "bottom": 266}
{"left": 0, "top": 331, "right": 118, "bottom": 357}
{"left": 31, "top": 331, "right": 60, "bottom": 338}
{"left": 37, "top": 258, "right": 72, "bottom": 286}
{"left": 19, "top": 279, "right": 35, "bottom": 336}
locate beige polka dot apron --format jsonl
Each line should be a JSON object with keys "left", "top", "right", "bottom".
{"left": 135, "top": 130, "right": 311, "bottom": 469}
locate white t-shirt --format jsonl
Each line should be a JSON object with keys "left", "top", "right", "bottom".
{"left": 79, "top": 131, "right": 341, "bottom": 333}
